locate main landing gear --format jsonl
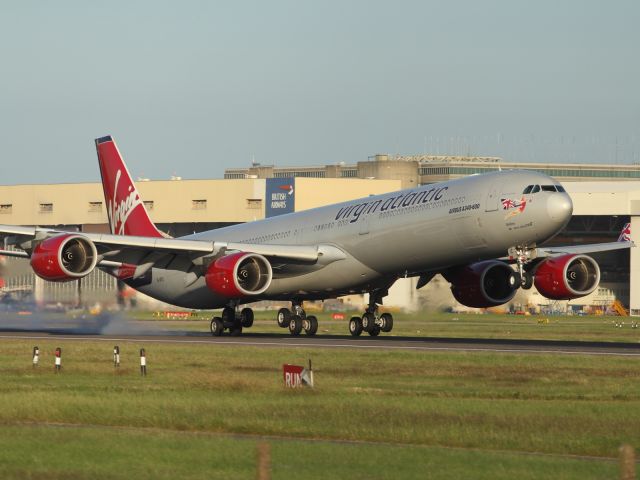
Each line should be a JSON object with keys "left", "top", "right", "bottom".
{"left": 275, "top": 301, "right": 318, "bottom": 336}
{"left": 210, "top": 305, "right": 254, "bottom": 337}
{"left": 349, "top": 290, "right": 394, "bottom": 337}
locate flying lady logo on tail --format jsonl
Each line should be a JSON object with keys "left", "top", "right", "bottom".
{"left": 96, "top": 136, "right": 164, "bottom": 238}
{"left": 109, "top": 169, "right": 145, "bottom": 235}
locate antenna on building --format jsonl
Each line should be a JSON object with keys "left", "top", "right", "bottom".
{"left": 251, "top": 155, "right": 260, "bottom": 167}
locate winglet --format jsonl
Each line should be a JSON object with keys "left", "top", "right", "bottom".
{"left": 95, "top": 136, "right": 165, "bottom": 238}
{"left": 618, "top": 223, "right": 631, "bottom": 243}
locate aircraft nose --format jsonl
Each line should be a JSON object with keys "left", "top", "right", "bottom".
{"left": 547, "top": 193, "right": 573, "bottom": 223}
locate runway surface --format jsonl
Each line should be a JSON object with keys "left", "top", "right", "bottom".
{"left": 1, "top": 311, "right": 639, "bottom": 356}
{"left": 1, "top": 329, "right": 640, "bottom": 357}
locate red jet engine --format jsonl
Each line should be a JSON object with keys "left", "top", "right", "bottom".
{"left": 446, "top": 260, "right": 518, "bottom": 308}
{"left": 205, "top": 252, "right": 272, "bottom": 298}
{"left": 30, "top": 234, "right": 98, "bottom": 282}
{"left": 534, "top": 254, "right": 600, "bottom": 300}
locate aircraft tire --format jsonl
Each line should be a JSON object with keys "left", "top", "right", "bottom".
{"left": 288, "top": 315, "right": 303, "bottom": 336}
{"left": 277, "top": 308, "right": 291, "bottom": 328}
{"left": 304, "top": 315, "right": 318, "bottom": 336}
{"left": 222, "top": 306, "right": 235, "bottom": 324}
{"left": 349, "top": 317, "right": 363, "bottom": 336}
{"left": 210, "top": 317, "right": 224, "bottom": 336}
{"left": 229, "top": 321, "right": 243, "bottom": 337}
{"left": 521, "top": 272, "right": 534, "bottom": 290}
{"left": 369, "top": 326, "right": 381, "bottom": 337}
{"left": 380, "top": 313, "right": 394, "bottom": 333}
{"left": 241, "top": 308, "right": 254, "bottom": 328}
{"left": 510, "top": 271, "right": 520, "bottom": 290}
{"left": 361, "top": 312, "right": 375, "bottom": 332}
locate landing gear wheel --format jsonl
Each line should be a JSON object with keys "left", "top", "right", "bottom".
{"left": 288, "top": 315, "right": 303, "bottom": 336}
{"left": 229, "top": 321, "right": 243, "bottom": 336}
{"left": 521, "top": 272, "right": 534, "bottom": 290}
{"left": 361, "top": 312, "right": 375, "bottom": 333}
{"left": 222, "top": 307, "right": 235, "bottom": 324}
{"left": 369, "top": 326, "right": 381, "bottom": 337}
{"left": 210, "top": 317, "right": 223, "bottom": 336}
{"left": 240, "top": 308, "right": 254, "bottom": 328}
{"left": 380, "top": 313, "right": 394, "bottom": 333}
{"left": 277, "top": 308, "right": 291, "bottom": 328}
{"left": 349, "top": 316, "right": 363, "bottom": 336}
{"left": 303, "top": 315, "right": 318, "bottom": 336}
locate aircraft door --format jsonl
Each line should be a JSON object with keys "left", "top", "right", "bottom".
{"left": 485, "top": 182, "right": 500, "bottom": 212}
{"left": 359, "top": 218, "right": 370, "bottom": 235}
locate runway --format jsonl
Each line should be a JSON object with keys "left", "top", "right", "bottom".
{"left": 1, "top": 330, "right": 640, "bottom": 357}
{"left": 0, "top": 311, "right": 639, "bottom": 356}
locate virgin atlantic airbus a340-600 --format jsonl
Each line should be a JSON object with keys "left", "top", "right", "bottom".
{"left": 0, "top": 136, "right": 632, "bottom": 336}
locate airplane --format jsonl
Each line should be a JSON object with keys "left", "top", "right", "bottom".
{"left": 0, "top": 136, "right": 633, "bottom": 337}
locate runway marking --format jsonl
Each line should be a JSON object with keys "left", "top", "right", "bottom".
{"left": 0, "top": 334, "right": 639, "bottom": 357}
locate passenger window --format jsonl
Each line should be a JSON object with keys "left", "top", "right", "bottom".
{"left": 556, "top": 185, "right": 566, "bottom": 193}
{"left": 541, "top": 185, "right": 556, "bottom": 192}
{"left": 523, "top": 185, "right": 533, "bottom": 194}
{"left": 531, "top": 185, "right": 540, "bottom": 193}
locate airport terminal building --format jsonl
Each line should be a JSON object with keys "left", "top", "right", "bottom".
{"left": 1, "top": 154, "right": 639, "bottom": 314}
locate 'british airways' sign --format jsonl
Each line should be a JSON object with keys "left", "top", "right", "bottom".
{"left": 266, "top": 178, "right": 295, "bottom": 217}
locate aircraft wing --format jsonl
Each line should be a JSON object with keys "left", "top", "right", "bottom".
{"left": 0, "top": 225, "right": 345, "bottom": 271}
{"left": 536, "top": 222, "right": 633, "bottom": 257}
{"left": 537, "top": 241, "right": 634, "bottom": 257}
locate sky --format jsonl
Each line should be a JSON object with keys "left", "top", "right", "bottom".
{"left": 1, "top": 1, "right": 639, "bottom": 184}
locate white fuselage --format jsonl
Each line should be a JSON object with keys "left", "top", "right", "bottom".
{"left": 121, "top": 170, "right": 572, "bottom": 308}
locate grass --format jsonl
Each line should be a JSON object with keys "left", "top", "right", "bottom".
{"left": 0, "top": 425, "right": 618, "bottom": 480}
{"left": 0, "top": 336, "right": 638, "bottom": 478}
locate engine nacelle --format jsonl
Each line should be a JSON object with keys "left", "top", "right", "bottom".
{"left": 30, "top": 234, "right": 98, "bottom": 282}
{"left": 534, "top": 254, "right": 600, "bottom": 300}
{"left": 205, "top": 252, "right": 272, "bottom": 298}
{"left": 446, "top": 260, "right": 518, "bottom": 308}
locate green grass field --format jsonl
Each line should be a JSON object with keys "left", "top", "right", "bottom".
{"left": 0, "top": 314, "right": 639, "bottom": 479}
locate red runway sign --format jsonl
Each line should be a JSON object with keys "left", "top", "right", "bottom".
{"left": 283, "top": 364, "right": 313, "bottom": 388}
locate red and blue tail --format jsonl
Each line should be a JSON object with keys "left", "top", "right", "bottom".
{"left": 618, "top": 223, "right": 631, "bottom": 243}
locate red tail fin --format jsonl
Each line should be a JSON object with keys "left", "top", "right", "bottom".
{"left": 618, "top": 223, "right": 631, "bottom": 243}
{"left": 95, "top": 136, "right": 164, "bottom": 238}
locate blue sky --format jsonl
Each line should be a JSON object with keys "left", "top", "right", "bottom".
{"left": 1, "top": 1, "right": 638, "bottom": 184}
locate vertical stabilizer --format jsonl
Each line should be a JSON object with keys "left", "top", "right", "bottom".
{"left": 618, "top": 223, "right": 631, "bottom": 243}
{"left": 95, "top": 136, "right": 164, "bottom": 238}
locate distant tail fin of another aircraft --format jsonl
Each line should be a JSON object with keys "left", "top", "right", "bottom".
{"left": 618, "top": 223, "right": 631, "bottom": 243}
{"left": 95, "top": 136, "right": 165, "bottom": 238}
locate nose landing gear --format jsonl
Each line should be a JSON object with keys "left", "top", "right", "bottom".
{"left": 509, "top": 245, "right": 536, "bottom": 290}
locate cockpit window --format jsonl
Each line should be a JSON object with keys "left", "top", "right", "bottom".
{"left": 556, "top": 185, "right": 566, "bottom": 193}
{"left": 531, "top": 185, "right": 540, "bottom": 193}
{"left": 541, "top": 185, "right": 557, "bottom": 192}
{"left": 522, "top": 185, "right": 533, "bottom": 194}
